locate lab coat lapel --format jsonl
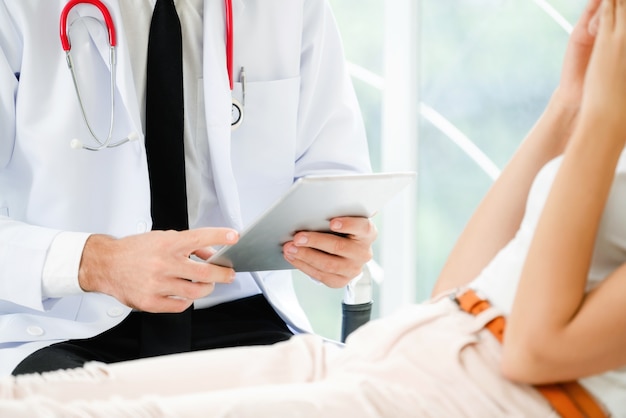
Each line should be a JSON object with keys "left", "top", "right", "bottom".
{"left": 201, "top": 0, "right": 245, "bottom": 229}
{"left": 67, "top": 1, "right": 143, "bottom": 145}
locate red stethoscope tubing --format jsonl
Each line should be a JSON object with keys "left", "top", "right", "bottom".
{"left": 59, "top": 0, "right": 234, "bottom": 89}
{"left": 60, "top": 0, "right": 117, "bottom": 51}
{"left": 225, "top": 0, "right": 234, "bottom": 90}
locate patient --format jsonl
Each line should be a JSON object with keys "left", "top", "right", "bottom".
{"left": 1, "top": 0, "right": 624, "bottom": 416}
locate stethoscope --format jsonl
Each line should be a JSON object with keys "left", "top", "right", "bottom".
{"left": 60, "top": 0, "right": 243, "bottom": 151}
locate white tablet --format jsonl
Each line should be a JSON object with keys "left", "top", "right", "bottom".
{"left": 208, "top": 171, "right": 416, "bottom": 272}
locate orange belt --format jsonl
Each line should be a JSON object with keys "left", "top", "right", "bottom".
{"left": 453, "top": 289, "right": 608, "bottom": 418}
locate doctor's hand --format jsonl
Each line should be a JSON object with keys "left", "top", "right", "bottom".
{"left": 78, "top": 228, "right": 239, "bottom": 313}
{"left": 282, "top": 216, "right": 377, "bottom": 288}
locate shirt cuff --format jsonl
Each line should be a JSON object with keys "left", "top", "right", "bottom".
{"left": 42, "top": 231, "right": 92, "bottom": 298}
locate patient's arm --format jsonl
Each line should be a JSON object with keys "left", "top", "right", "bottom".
{"left": 432, "top": 101, "right": 577, "bottom": 296}
{"left": 432, "top": 0, "right": 598, "bottom": 296}
{"left": 503, "top": 0, "right": 626, "bottom": 384}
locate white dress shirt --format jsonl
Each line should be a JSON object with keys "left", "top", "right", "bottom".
{"left": 42, "top": 0, "right": 262, "bottom": 308}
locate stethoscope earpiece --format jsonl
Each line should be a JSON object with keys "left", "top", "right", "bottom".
{"left": 70, "top": 138, "right": 83, "bottom": 150}
{"left": 127, "top": 132, "right": 140, "bottom": 142}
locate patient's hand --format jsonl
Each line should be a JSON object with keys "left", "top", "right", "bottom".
{"left": 553, "top": 0, "right": 600, "bottom": 111}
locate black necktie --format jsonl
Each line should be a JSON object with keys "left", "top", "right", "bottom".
{"left": 145, "top": 0, "right": 187, "bottom": 230}
{"left": 141, "top": 0, "right": 192, "bottom": 357}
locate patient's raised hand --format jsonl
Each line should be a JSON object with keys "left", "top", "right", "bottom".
{"left": 552, "top": 0, "right": 601, "bottom": 112}
{"left": 579, "top": 0, "right": 626, "bottom": 143}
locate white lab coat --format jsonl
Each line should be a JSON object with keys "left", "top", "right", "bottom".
{"left": 0, "top": 0, "right": 371, "bottom": 376}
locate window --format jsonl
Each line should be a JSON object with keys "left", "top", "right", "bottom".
{"left": 294, "top": 0, "right": 586, "bottom": 341}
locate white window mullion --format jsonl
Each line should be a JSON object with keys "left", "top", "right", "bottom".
{"left": 379, "top": 0, "right": 421, "bottom": 315}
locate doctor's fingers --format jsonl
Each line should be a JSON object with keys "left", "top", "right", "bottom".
{"left": 138, "top": 293, "right": 195, "bottom": 313}
{"left": 175, "top": 257, "right": 237, "bottom": 286}
{"left": 284, "top": 233, "right": 370, "bottom": 288}
{"left": 175, "top": 228, "right": 239, "bottom": 254}
{"left": 289, "top": 229, "right": 374, "bottom": 264}
{"left": 133, "top": 277, "right": 221, "bottom": 313}
{"left": 162, "top": 278, "right": 217, "bottom": 305}
{"left": 124, "top": 262, "right": 234, "bottom": 313}
{"left": 285, "top": 251, "right": 359, "bottom": 288}
{"left": 328, "top": 216, "right": 378, "bottom": 243}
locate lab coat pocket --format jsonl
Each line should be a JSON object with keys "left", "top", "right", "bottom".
{"left": 230, "top": 76, "right": 300, "bottom": 187}
{"left": 229, "top": 77, "right": 300, "bottom": 221}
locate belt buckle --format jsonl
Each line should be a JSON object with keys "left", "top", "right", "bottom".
{"left": 449, "top": 287, "right": 480, "bottom": 304}
{"left": 449, "top": 291, "right": 461, "bottom": 306}
{"left": 450, "top": 288, "right": 491, "bottom": 316}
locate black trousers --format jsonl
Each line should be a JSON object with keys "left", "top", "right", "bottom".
{"left": 12, "top": 295, "right": 293, "bottom": 375}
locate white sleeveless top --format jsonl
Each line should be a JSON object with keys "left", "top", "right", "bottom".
{"left": 470, "top": 150, "right": 626, "bottom": 416}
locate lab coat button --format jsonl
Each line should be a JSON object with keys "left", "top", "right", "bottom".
{"left": 136, "top": 221, "right": 148, "bottom": 233}
{"left": 26, "top": 326, "right": 44, "bottom": 337}
{"left": 107, "top": 307, "right": 125, "bottom": 317}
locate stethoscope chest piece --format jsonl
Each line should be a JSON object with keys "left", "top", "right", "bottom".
{"left": 231, "top": 98, "right": 243, "bottom": 130}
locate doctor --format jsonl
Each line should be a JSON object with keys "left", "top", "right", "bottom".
{"left": 0, "top": 0, "right": 375, "bottom": 376}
